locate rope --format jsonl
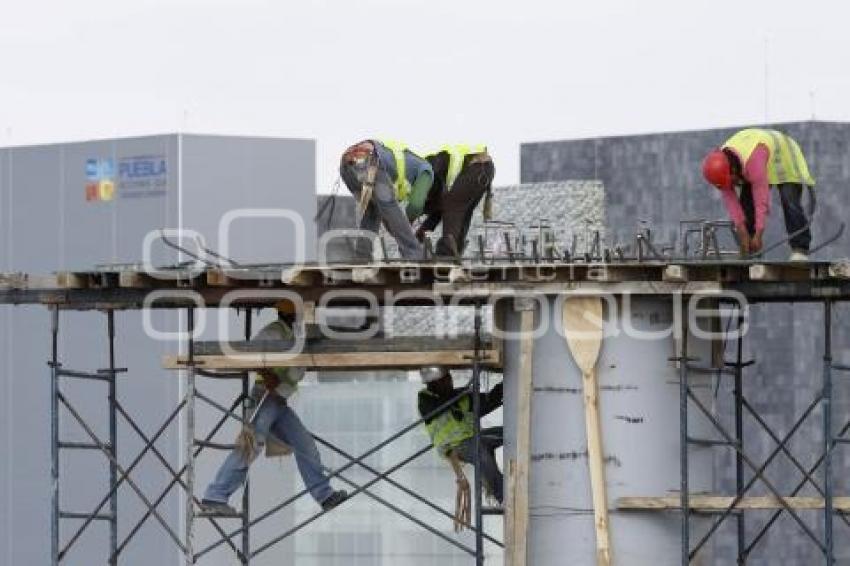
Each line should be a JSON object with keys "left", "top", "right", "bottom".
{"left": 448, "top": 450, "right": 471, "bottom": 532}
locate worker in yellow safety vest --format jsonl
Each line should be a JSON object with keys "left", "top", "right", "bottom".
{"left": 702, "top": 128, "right": 816, "bottom": 260}
{"left": 416, "top": 144, "right": 495, "bottom": 257}
{"left": 418, "top": 367, "right": 504, "bottom": 505}
{"left": 339, "top": 139, "right": 433, "bottom": 260}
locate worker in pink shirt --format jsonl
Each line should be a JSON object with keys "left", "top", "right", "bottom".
{"left": 702, "top": 128, "right": 816, "bottom": 260}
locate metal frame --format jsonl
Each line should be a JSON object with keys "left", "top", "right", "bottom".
{"left": 677, "top": 299, "right": 849, "bottom": 564}
{"left": 39, "top": 272, "right": 850, "bottom": 564}
{"left": 48, "top": 304, "right": 502, "bottom": 564}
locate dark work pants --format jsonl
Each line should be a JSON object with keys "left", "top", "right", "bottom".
{"left": 455, "top": 426, "right": 503, "bottom": 503}
{"left": 435, "top": 161, "right": 496, "bottom": 256}
{"left": 738, "top": 182, "right": 812, "bottom": 252}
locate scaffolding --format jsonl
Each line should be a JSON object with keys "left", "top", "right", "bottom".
{"left": 3, "top": 258, "right": 849, "bottom": 564}
{"left": 674, "top": 300, "right": 850, "bottom": 565}
{"left": 45, "top": 301, "right": 503, "bottom": 565}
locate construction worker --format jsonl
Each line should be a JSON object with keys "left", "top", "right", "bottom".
{"left": 417, "top": 144, "right": 495, "bottom": 257}
{"left": 339, "top": 139, "right": 433, "bottom": 260}
{"left": 702, "top": 128, "right": 816, "bottom": 260}
{"left": 418, "top": 367, "right": 504, "bottom": 504}
{"left": 200, "top": 306, "right": 348, "bottom": 515}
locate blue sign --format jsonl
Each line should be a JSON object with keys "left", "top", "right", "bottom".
{"left": 85, "top": 158, "right": 99, "bottom": 180}
{"left": 119, "top": 156, "right": 167, "bottom": 180}
{"left": 117, "top": 155, "right": 168, "bottom": 198}
{"left": 100, "top": 158, "right": 115, "bottom": 179}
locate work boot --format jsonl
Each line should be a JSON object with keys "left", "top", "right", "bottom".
{"left": 789, "top": 250, "right": 809, "bottom": 262}
{"left": 320, "top": 490, "right": 349, "bottom": 511}
{"left": 199, "top": 499, "right": 239, "bottom": 516}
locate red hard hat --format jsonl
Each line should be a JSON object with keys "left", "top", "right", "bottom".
{"left": 702, "top": 149, "right": 733, "bottom": 190}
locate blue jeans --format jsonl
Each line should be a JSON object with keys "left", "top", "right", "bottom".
{"left": 340, "top": 160, "right": 424, "bottom": 260}
{"left": 203, "top": 395, "right": 335, "bottom": 504}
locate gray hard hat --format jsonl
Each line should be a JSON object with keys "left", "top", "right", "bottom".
{"left": 420, "top": 366, "right": 447, "bottom": 383}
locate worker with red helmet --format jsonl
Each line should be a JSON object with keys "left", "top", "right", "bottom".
{"left": 702, "top": 128, "right": 816, "bottom": 260}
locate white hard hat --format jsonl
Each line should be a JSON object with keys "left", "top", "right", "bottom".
{"left": 420, "top": 366, "right": 447, "bottom": 383}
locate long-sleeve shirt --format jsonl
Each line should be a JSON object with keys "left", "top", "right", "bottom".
{"left": 418, "top": 382, "right": 503, "bottom": 425}
{"left": 720, "top": 144, "right": 771, "bottom": 232}
{"left": 373, "top": 142, "right": 433, "bottom": 219}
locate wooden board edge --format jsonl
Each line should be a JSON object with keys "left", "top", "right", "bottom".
{"left": 163, "top": 349, "right": 501, "bottom": 370}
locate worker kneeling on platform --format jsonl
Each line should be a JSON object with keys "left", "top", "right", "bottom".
{"left": 702, "top": 128, "right": 816, "bottom": 261}
{"left": 200, "top": 308, "right": 348, "bottom": 515}
{"left": 418, "top": 367, "right": 504, "bottom": 506}
{"left": 416, "top": 144, "right": 495, "bottom": 258}
{"left": 339, "top": 139, "right": 433, "bottom": 260}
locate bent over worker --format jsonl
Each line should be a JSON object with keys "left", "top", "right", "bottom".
{"left": 339, "top": 139, "right": 433, "bottom": 260}
{"left": 418, "top": 366, "right": 504, "bottom": 504}
{"left": 418, "top": 144, "right": 495, "bottom": 257}
{"left": 201, "top": 306, "right": 347, "bottom": 515}
{"left": 702, "top": 128, "right": 816, "bottom": 260}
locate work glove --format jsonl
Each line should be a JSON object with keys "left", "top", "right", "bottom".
{"left": 258, "top": 369, "right": 280, "bottom": 393}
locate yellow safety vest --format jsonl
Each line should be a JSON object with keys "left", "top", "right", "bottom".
{"left": 255, "top": 320, "right": 302, "bottom": 396}
{"left": 723, "top": 129, "right": 816, "bottom": 187}
{"left": 430, "top": 143, "right": 488, "bottom": 191}
{"left": 420, "top": 391, "right": 474, "bottom": 456}
{"left": 377, "top": 139, "right": 412, "bottom": 202}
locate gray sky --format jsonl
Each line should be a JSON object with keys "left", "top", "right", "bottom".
{"left": 1, "top": 0, "right": 848, "bottom": 192}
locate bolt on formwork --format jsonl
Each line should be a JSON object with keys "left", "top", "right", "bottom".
{"left": 675, "top": 299, "right": 850, "bottom": 565}
{"left": 46, "top": 302, "right": 502, "bottom": 565}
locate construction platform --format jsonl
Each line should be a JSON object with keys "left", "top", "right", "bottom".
{"left": 1, "top": 259, "right": 849, "bottom": 309}
{"left": 3, "top": 257, "right": 849, "bottom": 565}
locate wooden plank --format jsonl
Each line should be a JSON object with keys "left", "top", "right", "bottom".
{"left": 448, "top": 267, "right": 471, "bottom": 284}
{"left": 663, "top": 265, "right": 689, "bottom": 282}
{"left": 0, "top": 272, "right": 29, "bottom": 289}
{"left": 56, "top": 272, "right": 89, "bottom": 289}
{"left": 119, "top": 272, "right": 151, "bottom": 288}
{"left": 617, "top": 496, "right": 850, "bottom": 511}
{"left": 829, "top": 261, "right": 850, "bottom": 280}
{"left": 19, "top": 274, "right": 62, "bottom": 290}
{"left": 351, "top": 267, "right": 387, "bottom": 285}
{"left": 189, "top": 336, "right": 490, "bottom": 356}
{"left": 281, "top": 267, "right": 317, "bottom": 286}
{"left": 504, "top": 460, "right": 517, "bottom": 566}
{"left": 163, "top": 349, "right": 501, "bottom": 371}
{"left": 206, "top": 270, "right": 235, "bottom": 287}
{"left": 510, "top": 306, "right": 535, "bottom": 566}
{"left": 749, "top": 263, "right": 812, "bottom": 282}
{"left": 749, "top": 264, "right": 782, "bottom": 281}
{"left": 563, "top": 297, "right": 610, "bottom": 566}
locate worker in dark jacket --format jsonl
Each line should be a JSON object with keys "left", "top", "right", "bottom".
{"left": 418, "top": 366, "right": 503, "bottom": 503}
{"left": 339, "top": 139, "right": 433, "bottom": 260}
{"left": 417, "top": 144, "right": 495, "bottom": 257}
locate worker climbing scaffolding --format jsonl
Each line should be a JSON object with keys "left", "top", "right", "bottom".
{"left": 417, "top": 366, "right": 504, "bottom": 510}
{"left": 200, "top": 304, "right": 348, "bottom": 516}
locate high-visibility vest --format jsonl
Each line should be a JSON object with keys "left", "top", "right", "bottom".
{"left": 256, "top": 320, "right": 303, "bottom": 397}
{"left": 431, "top": 143, "right": 488, "bottom": 191}
{"left": 377, "top": 139, "right": 412, "bottom": 201}
{"left": 723, "top": 129, "right": 816, "bottom": 187}
{"left": 420, "top": 390, "right": 474, "bottom": 456}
